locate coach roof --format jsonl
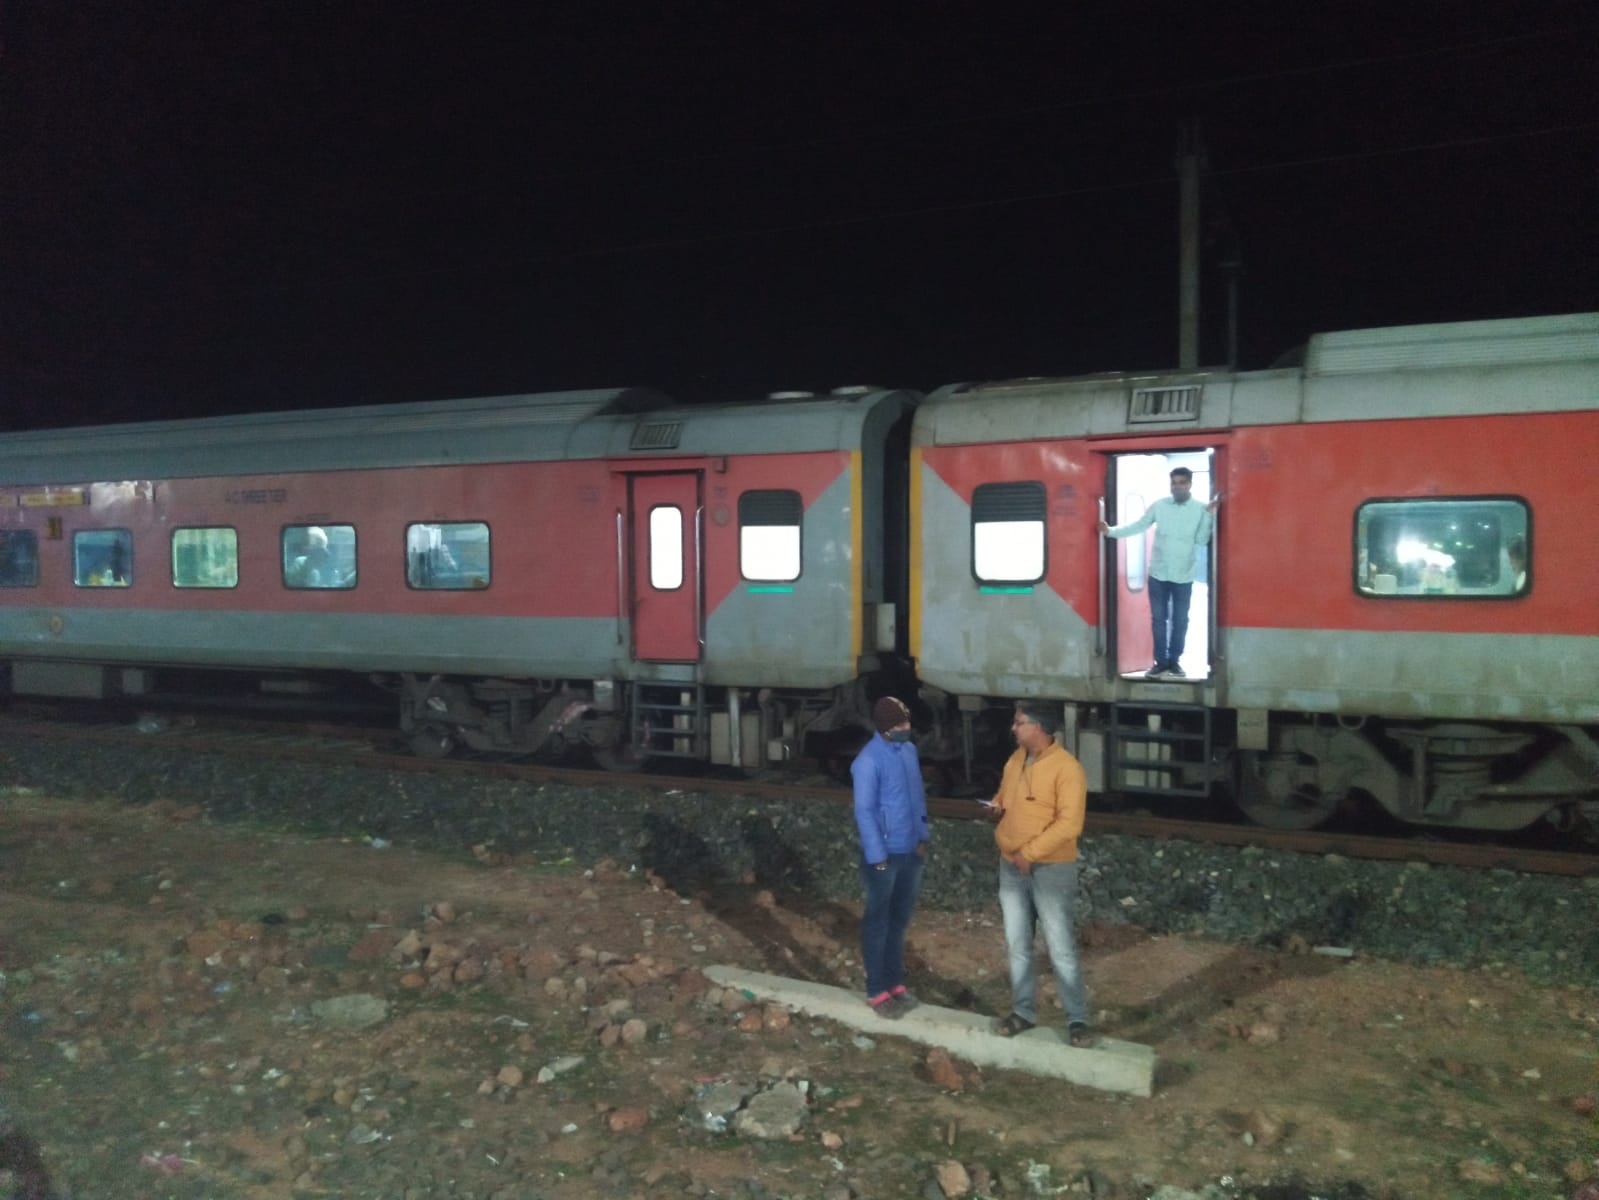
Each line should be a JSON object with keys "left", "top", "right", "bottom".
{"left": 914, "top": 312, "right": 1598, "bottom": 447}
{"left": 0, "top": 387, "right": 918, "bottom": 485}
{"left": 0, "top": 388, "right": 672, "bottom": 484}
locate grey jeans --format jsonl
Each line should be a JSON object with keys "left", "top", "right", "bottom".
{"left": 998, "top": 858, "right": 1089, "bottom": 1026}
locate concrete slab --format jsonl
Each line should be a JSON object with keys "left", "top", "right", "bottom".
{"left": 703, "top": 965, "right": 1155, "bottom": 1098}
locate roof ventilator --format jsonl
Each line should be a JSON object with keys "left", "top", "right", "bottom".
{"left": 1129, "top": 385, "right": 1201, "bottom": 424}
{"left": 630, "top": 421, "right": 682, "bottom": 450}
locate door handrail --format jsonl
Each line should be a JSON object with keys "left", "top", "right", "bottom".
{"left": 1208, "top": 505, "right": 1219, "bottom": 670}
{"left": 615, "top": 508, "right": 626, "bottom": 647}
{"left": 695, "top": 503, "right": 706, "bottom": 651}
{"left": 1096, "top": 495, "right": 1107, "bottom": 660}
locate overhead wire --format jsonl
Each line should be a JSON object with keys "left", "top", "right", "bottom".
{"left": 204, "top": 23, "right": 1599, "bottom": 278}
{"left": 196, "top": 118, "right": 1599, "bottom": 289}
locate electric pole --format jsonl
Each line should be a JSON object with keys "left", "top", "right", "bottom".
{"left": 1176, "top": 118, "right": 1206, "bottom": 370}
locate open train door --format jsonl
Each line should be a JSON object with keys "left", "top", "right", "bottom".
{"left": 1102, "top": 449, "right": 1217, "bottom": 681}
{"left": 627, "top": 472, "right": 703, "bottom": 662}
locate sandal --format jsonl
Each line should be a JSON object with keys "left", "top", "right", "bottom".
{"left": 995, "top": 1013, "right": 1035, "bottom": 1038}
{"left": 1068, "top": 1022, "right": 1097, "bottom": 1048}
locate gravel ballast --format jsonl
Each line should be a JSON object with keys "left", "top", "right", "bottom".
{"left": 4, "top": 737, "right": 1596, "bottom": 989}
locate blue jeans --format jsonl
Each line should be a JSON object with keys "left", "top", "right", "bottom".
{"left": 1148, "top": 576, "right": 1192, "bottom": 667}
{"left": 860, "top": 851, "right": 925, "bottom": 997}
{"left": 998, "top": 858, "right": 1089, "bottom": 1026}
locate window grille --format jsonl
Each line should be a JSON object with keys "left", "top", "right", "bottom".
{"left": 738, "top": 490, "right": 802, "bottom": 526}
{"left": 1129, "top": 385, "right": 1200, "bottom": 423}
{"left": 630, "top": 422, "right": 682, "bottom": 450}
{"left": 972, "top": 481, "right": 1046, "bottom": 523}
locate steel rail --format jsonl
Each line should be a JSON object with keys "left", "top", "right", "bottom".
{"left": 3, "top": 713, "right": 1594, "bottom": 878}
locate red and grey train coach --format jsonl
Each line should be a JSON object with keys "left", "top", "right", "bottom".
{"left": 0, "top": 385, "right": 917, "bottom": 768}
{"left": 3, "top": 311, "right": 1595, "bottom": 836}
{"left": 911, "top": 311, "right": 1599, "bottom": 832}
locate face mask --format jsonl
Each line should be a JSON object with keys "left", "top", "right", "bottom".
{"left": 885, "top": 729, "right": 913, "bottom": 743}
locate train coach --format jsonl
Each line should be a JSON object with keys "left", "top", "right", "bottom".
{"left": 0, "top": 386, "right": 917, "bottom": 767}
{"left": 910, "top": 311, "right": 1599, "bottom": 832}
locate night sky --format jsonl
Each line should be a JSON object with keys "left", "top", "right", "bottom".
{"left": 2, "top": 1, "right": 1595, "bottom": 431}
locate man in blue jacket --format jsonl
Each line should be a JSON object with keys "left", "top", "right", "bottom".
{"left": 851, "top": 695, "right": 930, "bottom": 1019}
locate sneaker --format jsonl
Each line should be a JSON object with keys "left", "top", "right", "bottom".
{"left": 1143, "top": 664, "right": 1168, "bottom": 679}
{"left": 1165, "top": 663, "right": 1186, "bottom": 678}
{"left": 891, "top": 985, "right": 921, "bottom": 1011}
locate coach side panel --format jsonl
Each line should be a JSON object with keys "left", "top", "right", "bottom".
{"left": 1222, "top": 409, "right": 1597, "bottom": 721}
{"left": 912, "top": 440, "right": 1100, "bottom": 697}
{"left": 912, "top": 408, "right": 1598, "bottom": 723}
{"left": 694, "top": 448, "right": 865, "bottom": 689}
{"left": 0, "top": 461, "right": 632, "bottom": 679}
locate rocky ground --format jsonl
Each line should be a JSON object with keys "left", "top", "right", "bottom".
{"left": 0, "top": 733, "right": 1596, "bottom": 1199}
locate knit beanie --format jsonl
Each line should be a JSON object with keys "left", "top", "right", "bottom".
{"left": 872, "top": 696, "right": 911, "bottom": 734}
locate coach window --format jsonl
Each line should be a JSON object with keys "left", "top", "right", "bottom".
{"left": 739, "top": 489, "right": 802, "bottom": 581}
{"left": 972, "top": 481, "right": 1046, "bottom": 584}
{"left": 172, "top": 527, "right": 239, "bottom": 588}
{"left": 282, "top": 524, "right": 357, "bottom": 589}
{"left": 1355, "top": 497, "right": 1529, "bottom": 597}
{"left": 0, "top": 530, "right": 39, "bottom": 587}
{"left": 649, "top": 506, "right": 684, "bottom": 590}
{"left": 73, "top": 528, "right": 133, "bottom": 587}
{"left": 407, "top": 522, "right": 490, "bottom": 589}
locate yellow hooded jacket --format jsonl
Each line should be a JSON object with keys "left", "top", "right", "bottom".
{"left": 993, "top": 740, "right": 1087, "bottom": 865}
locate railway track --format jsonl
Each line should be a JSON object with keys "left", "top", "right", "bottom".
{"left": 3, "top": 710, "right": 1595, "bottom": 878}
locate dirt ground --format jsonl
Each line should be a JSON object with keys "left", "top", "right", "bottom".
{"left": 1, "top": 792, "right": 1595, "bottom": 1200}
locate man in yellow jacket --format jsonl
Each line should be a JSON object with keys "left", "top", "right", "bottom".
{"left": 989, "top": 700, "right": 1094, "bottom": 1047}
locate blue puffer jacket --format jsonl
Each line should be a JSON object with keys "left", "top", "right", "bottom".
{"left": 850, "top": 734, "right": 930, "bottom": 864}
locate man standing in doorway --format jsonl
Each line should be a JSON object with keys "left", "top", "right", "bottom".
{"left": 1099, "top": 466, "right": 1220, "bottom": 679}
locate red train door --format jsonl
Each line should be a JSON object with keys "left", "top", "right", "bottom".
{"left": 628, "top": 472, "right": 702, "bottom": 662}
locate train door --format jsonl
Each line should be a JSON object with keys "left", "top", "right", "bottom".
{"left": 1104, "top": 449, "right": 1216, "bottom": 680}
{"left": 628, "top": 472, "right": 702, "bottom": 662}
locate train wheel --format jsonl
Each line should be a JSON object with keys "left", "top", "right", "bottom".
{"left": 1233, "top": 750, "right": 1341, "bottom": 830}
{"left": 579, "top": 711, "right": 648, "bottom": 772}
{"left": 408, "top": 724, "right": 456, "bottom": 759}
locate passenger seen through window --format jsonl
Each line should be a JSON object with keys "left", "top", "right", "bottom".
{"left": 406, "top": 522, "right": 490, "bottom": 589}
{"left": 283, "top": 524, "right": 356, "bottom": 589}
